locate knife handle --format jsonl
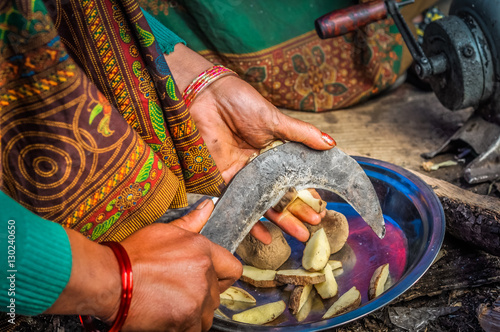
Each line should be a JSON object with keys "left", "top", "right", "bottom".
{"left": 315, "top": 1, "right": 388, "bottom": 39}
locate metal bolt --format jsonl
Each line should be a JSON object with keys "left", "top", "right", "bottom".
{"left": 415, "top": 64, "right": 422, "bottom": 76}
{"left": 462, "top": 45, "right": 474, "bottom": 58}
{"left": 421, "top": 57, "right": 429, "bottom": 64}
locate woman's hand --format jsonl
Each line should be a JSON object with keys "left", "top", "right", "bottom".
{"left": 165, "top": 44, "right": 336, "bottom": 243}
{"left": 47, "top": 199, "right": 241, "bottom": 331}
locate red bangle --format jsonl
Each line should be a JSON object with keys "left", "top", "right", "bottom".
{"left": 182, "top": 65, "right": 239, "bottom": 108}
{"left": 80, "top": 241, "right": 133, "bottom": 332}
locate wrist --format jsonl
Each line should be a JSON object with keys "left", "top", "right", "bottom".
{"left": 163, "top": 43, "right": 213, "bottom": 92}
{"left": 46, "top": 230, "right": 121, "bottom": 322}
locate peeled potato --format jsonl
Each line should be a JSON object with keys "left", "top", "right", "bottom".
{"left": 232, "top": 300, "right": 286, "bottom": 325}
{"left": 369, "top": 263, "right": 390, "bottom": 300}
{"left": 220, "top": 286, "right": 256, "bottom": 303}
{"left": 322, "top": 286, "right": 361, "bottom": 319}
{"left": 302, "top": 228, "right": 330, "bottom": 272}
{"left": 296, "top": 189, "right": 327, "bottom": 213}
{"left": 236, "top": 221, "right": 291, "bottom": 270}
{"left": 305, "top": 210, "right": 349, "bottom": 254}
{"left": 314, "top": 263, "right": 338, "bottom": 299}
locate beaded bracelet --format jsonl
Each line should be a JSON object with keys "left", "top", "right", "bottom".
{"left": 80, "top": 241, "right": 133, "bottom": 332}
{"left": 183, "top": 65, "right": 239, "bottom": 108}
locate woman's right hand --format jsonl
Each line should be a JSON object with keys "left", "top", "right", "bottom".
{"left": 120, "top": 199, "right": 242, "bottom": 331}
{"left": 47, "top": 199, "right": 242, "bottom": 331}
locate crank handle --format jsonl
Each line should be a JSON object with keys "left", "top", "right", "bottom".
{"left": 315, "top": 0, "right": 414, "bottom": 39}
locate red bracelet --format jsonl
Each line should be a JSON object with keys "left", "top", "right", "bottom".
{"left": 182, "top": 65, "right": 239, "bottom": 108}
{"left": 80, "top": 241, "right": 133, "bottom": 332}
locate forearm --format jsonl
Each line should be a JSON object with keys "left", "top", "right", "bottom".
{"left": 0, "top": 191, "right": 119, "bottom": 320}
{"left": 45, "top": 229, "right": 120, "bottom": 322}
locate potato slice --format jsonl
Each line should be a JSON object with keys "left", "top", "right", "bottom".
{"left": 296, "top": 189, "right": 326, "bottom": 213}
{"left": 302, "top": 228, "right": 330, "bottom": 272}
{"left": 327, "top": 260, "right": 343, "bottom": 270}
{"left": 332, "top": 268, "right": 344, "bottom": 277}
{"left": 305, "top": 210, "right": 349, "bottom": 254}
{"left": 369, "top": 263, "right": 390, "bottom": 300}
{"left": 314, "top": 263, "right": 338, "bottom": 299}
{"left": 214, "top": 308, "right": 229, "bottom": 320}
{"left": 220, "top": 286, "right": 256, "bottom": 303}
{"left": 322, "top": 286, "right": 361, "bottom": 319}
{"left": 220, "top": 299, "right": 256, "bottom": 312}
{"left": 232, "top": 300, "right": 286, "bottom": 325}
{"left": 236, "top": 222, "right": 291, "bottom": 270}
{"left": 275, "top": 269, "right": 326, "bottom": 285}
{"left": 240, "top": 266, "right": 278, "bottom": 288}
{"left": 289, "top": 284, "right": 313, "bottom": 314}
{"left": 294, "top": 288, "right": 316, "bottom": 322}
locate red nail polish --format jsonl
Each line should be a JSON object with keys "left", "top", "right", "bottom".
{"left": 322, "top": 132, "right": 337, "bottom": 147}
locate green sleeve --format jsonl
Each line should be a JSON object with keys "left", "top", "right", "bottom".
{"left": 0, "top": 191, "right": 72, "bottom": 316}
{"left": 141, "top": 8, "right": 186, "bottom": 54}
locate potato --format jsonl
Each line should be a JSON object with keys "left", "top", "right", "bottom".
{"left": 322, "top": 286, "right": 361, "bottom": 319}
{"left": 327, "top": 260, "right": 342, "bottom": 270}
{"left": 294, "top": 288, "right": 316, "bottom": 322}
{"left": 305, "top": 210, "right": 349, "bottom": 254}
{"left": 220, "top": 299, "right": 256, "bottom": 312}
{"left": 236, "top": 221, "right": 291, "bottom": 270}
{"left": 369, "top": 263, "right": 390, "bottom": 300}
{"left": 232, "top": 300, "right": 286, "bottom": 325}
{"left": 220, "top": 286, "right": 256, "bottom": 303}
{"left": 214, "top": 308, "right": 229, "bottom": 320}
{"left": 296, "top": 189, "right": 327, "bottom": 213}
{"left": 289, "top": 284, "right": 313, "bottom": 314}
{"left": 314, "top": 263, "right": 338, "bottom": 299}
{"left": 332, "top": 268, "right": 344, "bottom": 277}
{"left": 275, "top": 269, "right": 326, "bottom": 285}
{"left": 240, "top": 265, "right": 278, "bottom": 288}
{"left": 302, "top": 228, "right": 330, "bottom": 272}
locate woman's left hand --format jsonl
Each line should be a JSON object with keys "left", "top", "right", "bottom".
{"left": 165, "top": 45, "right": 336, "bottom": 243}
{"left": 189, "top": 75, "right": 335, "bottom": 243}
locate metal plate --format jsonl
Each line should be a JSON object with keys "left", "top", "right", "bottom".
{"left": 212, "top": 157, "right": 445, "bottom": 331}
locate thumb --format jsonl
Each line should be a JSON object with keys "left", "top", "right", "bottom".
{"left": 276, "top": 114, "right": 336, "bottom": 150}
{"left": 169, "top": 199, "right": 214, "bottom": 233}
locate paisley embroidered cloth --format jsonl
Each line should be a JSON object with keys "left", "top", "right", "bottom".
{"left": 139, "top": 0, "right": 405, "bottom": 112}
{"left": 0, "top": 0, "right": 225, "bottom": 242}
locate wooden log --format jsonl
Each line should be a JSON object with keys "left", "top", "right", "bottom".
{"left": 410, "top": 170, "right": 500, "bottom": 256}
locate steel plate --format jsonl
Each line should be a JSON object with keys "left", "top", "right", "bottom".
{"left": 211, "top": 157, "right": 445, "bottom": 331}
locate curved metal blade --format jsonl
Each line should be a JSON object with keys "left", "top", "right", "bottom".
{"left": 201, "top": 142, "right": 385, "bottom": 253}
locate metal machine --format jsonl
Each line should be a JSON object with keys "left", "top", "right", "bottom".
{"left": 315, "top": 0, "right": 500, "bottom": 184}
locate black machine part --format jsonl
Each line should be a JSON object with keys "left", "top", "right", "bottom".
{"left": 314, "top": 0, "right": 500, "bottom": 184}
{"left": 423, "top": 0, "right": 499, "bottom": 120}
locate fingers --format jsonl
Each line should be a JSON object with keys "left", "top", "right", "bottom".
{"left": 286, "top": 199, "right": 322, "bottom": 225}
{"left": 169, "top": 199, "right": 214, "bottom": 233}
{"left": 208, "top": 241, "right": 242, "bottom": 292}
{"left": 264, "top": 208, "right": 310, "bottom": 242}
{"left": 201, "top": 268, "right": 220, "bottom": 331}
{"left": 273, "top": 112, "right": 336, "bottom": 151}
{"left": 249, "top": 220, "right": 272, "bottom": 244}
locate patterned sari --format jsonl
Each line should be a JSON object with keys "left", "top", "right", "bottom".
{"left": 0, "top": 0, "right": 225, "bottom": 242}
{"left": 139, "top": 0, "right": 407, "bottom": 112}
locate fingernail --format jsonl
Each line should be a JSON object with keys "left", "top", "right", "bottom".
{"left": 321, "top": 132, "right": 337, "bottom": 147}
{"left": 196, "top": 199, "right": 210, "bottom": 210}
